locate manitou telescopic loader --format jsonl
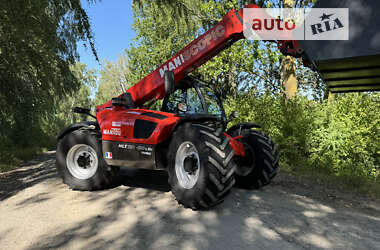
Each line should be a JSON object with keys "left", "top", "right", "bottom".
{"left": 56, "top": 0, "right": 380, "bottom": 209}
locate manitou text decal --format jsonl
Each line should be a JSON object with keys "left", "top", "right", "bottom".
{"left": 159, "top": 25, "right": 225, "bottom": 78}
{"left": 103, "top": 128, "right": 121, "bottom": 136}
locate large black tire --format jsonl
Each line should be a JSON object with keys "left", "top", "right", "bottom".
{"left": 56, "top": 130, "right": 118, "bottom": 191}
{"left": 167, "top": 123, "right": 236, "bottom": 210}
{"left": 234, "top": 130, "right": 279, "bottom": 189}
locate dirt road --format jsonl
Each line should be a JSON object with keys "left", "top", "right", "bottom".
{"left": 0, "top": 151, "right": 379, "bottom": 250}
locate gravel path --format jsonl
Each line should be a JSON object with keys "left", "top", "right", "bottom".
{"left": 0, "top": 151, "right": 379, "bottom": 250}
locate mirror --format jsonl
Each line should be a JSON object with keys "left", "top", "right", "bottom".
{"left": 177, "top": 102, "right": 187, "bottom": 112}
{"left": 164, "top": 70, "right": 175, "bottom": 95}
{"left": 229, "top": 111, "right": 238, "bottom": 120}
{"left": 73, "top": 106, "right": 96, "bottom": 119}
{"left": 73, "top": 107, "right": 90, "bottom": 114}
{"left": 112, "top": 97, "right": 127, "bottom": 106}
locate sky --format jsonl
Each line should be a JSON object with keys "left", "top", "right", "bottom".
{"left": 77, "top": 0, "right": 136, "bottom": 71}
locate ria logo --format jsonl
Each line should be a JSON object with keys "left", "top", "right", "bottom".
{"left": 310, "top": 13, "right": 344, "bottom": 35}
{"left": 304, "top": 8, "right": 349, "bottom": 40}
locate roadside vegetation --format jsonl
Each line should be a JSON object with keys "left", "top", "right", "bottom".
{"left": 226, "top": 93, "right": 380, "bottom": 196}
{"left": 1, "top": 0, "right": 378, "bottom": 196}
{"left": 0, "top": 0, "right": 98, "bottom": 171}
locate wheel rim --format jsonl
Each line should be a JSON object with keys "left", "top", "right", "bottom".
{"left": 66, "top": 144, "right": 98, "bottom": 180}
{"left": 175, "top": 141, "right": 200, "bottom": 189}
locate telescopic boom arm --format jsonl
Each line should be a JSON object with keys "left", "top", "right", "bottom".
{"left": 100, "top": 4, "right": 304, "bottom": 109}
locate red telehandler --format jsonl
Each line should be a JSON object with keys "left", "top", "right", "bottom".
{"left": 56, "top": 4, "right": 304, "bottom": 209}
{"left": 57, "top": 0, "right": 378, "bottom": 209}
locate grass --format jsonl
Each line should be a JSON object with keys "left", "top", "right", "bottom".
{"left": 0, "top": 162, "right": 20, "bottom": 173}
{"left": 281, "top": 159, "right": 380, "bottom": 199}
{"left": 0, "top": 146, "right": 48, "bottom": 173}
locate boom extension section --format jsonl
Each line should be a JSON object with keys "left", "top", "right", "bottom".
{"left": 98, "top": 4, "right": 304, "bottom": 111}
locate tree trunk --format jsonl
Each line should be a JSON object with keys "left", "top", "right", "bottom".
{"left": 281, "top": 0, "right": 298, "bottom": 99}
{"left": 328, "top": 91, "right": 335, "bottom": 103}
{"left": 229, "top": 64, "right": 237, "bottom": 97}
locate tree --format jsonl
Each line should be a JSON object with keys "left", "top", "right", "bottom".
{"left": 0, "top": 0, "right": 98, "bottom": 149}
{"left": 95, "top": 54, "right": 130, "bottom": 106}
{"left": 125, "top": 1, "right": 200, "bottom": 84}
{"left": 42, "top": 62, "right": 97, "bottom": 142}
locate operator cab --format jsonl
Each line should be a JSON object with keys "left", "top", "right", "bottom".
{"left": 162, "top": 77, "right": 228, "bottom": 126}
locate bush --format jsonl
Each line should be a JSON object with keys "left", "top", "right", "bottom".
{"left": 0, "top": 135, "right": 46, "bottom": 172}
{"left": 0, "top": 136, "right": 17, "bottom": 164}
{"left": 225, "top": 92, "right": 380, "bottom": 186}
{"left": 308, "top": 93, "right": 380, "bottom": 181}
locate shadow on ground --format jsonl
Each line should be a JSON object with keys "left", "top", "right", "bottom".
{"left": 24, "top": 182, "right": 380, "bottom": 250}
{"left": 114, "top": 168, "right": 170, "bottom": 192}
{"left": 1, "top": 151, "right": 379, "bottom": 250}
{"left": 0, "top": 151, "right": 57, "bottom": 201}
{"left": 0, "top": 151, "right": 170, "bottom": 202}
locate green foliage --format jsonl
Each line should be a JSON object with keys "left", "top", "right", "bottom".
{"left": 133, "top": 0, "right": 317, "bottom": 28}
{"left": 226, "top": 92, "right": 380, "bottom": 185}
{"left": 0, "top": 1, "right": 98, "bottom": 166}
{"left": 133, "top": 0, "right": 203, "bottom": 35}
{"left": 125, "top": 1, "right": 200, "bottom": 86}
{"left": 42, "top": 62, "right": 97, "bottom": 141}
{"left": 0, "top": 62, "right": 96, "bottom": 166}
{"left": 308, "top": 94, "right": 380, "bottom": 181}
{"left": 94, "top": 54, "right": 130, "bottom": 106}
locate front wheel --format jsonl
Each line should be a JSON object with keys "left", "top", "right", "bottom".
{"left": 167, "top": 123, "right": 236, "bottom": 210}
{"left": 56, "top": 130, "right": 118, "bottom": 190}
{"left": 234, "top": 130, "right": 279, "bottom": 189}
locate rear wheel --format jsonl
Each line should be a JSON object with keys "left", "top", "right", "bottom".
{"left": 167, "top": 123, "right": 236, "bottom": 210}
{"left": 56, "top": 130, "right": 118, "bottom": 190}
{"left": 234, "top": 130, "right": 279, "bottom": 189}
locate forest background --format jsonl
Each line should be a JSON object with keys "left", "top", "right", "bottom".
{"left": 0, "top": 0, "right": 378, "bottom": 195}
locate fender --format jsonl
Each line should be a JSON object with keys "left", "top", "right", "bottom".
{"left": 155, "top": 114, "right": 220, "bottom": 168}
{"left": 57, "top": 121, "right": 99, "bottom": 140}
{"left": 226, "top": 122, "right": 261, "bottom": 137}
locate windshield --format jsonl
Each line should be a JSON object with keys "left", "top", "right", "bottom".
{"left": 198, "top": 84, "right": 223, "bottom": 117}
{"left": 163, "top": 79, "right": 225, "bottom": 120}
{"left": 164, "top": 87, "right": 203, "bottom": 114}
